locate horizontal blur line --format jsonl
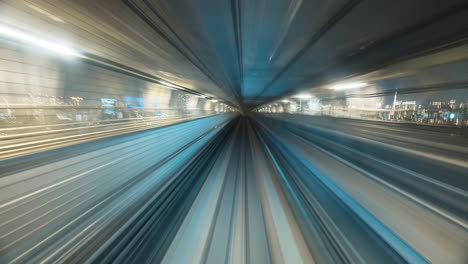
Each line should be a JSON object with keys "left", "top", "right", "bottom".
{"left": 321, "top": 80, "right": 468, "bottom": 101}
{"left": 0, "top": 105, "right": 209, "bottom": 110}
{"left": 0, "top": 114, "right": 224, "bottom": 160}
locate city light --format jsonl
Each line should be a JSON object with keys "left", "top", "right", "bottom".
{"left": 330, "top": 82, "right": 368, "bottom": 90}
{"left": 0, "top": 24, "right": 81, "bottom": 57}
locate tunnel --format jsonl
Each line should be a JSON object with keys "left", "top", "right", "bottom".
{"left": 0, "top": 1, "right": 467, "bottom": 263}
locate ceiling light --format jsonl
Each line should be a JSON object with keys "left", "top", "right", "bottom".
{"left": 0, "top": 24, "right": 81, "bottom": 57}
{"left": 330, "top": 82, "right": 368, "bottom": 90}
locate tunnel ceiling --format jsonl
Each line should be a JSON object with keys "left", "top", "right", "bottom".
{"left": 2, "top": 0, "right": 468, "bottom": 108}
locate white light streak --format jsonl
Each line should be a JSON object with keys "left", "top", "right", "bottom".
{"left": 25, "top": 3, "right": 65, "bottom": 23}
{"left": 292, "top": 94, "right": 312, "bottom": 99}
{"left": 159, "top": 81, "right": 178, "bottom": 88}
{"left": 330, "top": 82, "right": 368, "bottom": 91}
{"left": 0, "top": 24, "right": 81, "bottom": 57}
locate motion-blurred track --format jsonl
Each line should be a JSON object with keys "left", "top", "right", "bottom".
{"left": 1, "top": 114, "right": 466, "bottom": 263}
{"left": 255, "top": 114, "right": 468, "bottom": 263}
{"left": 0, "top": 112, "right": 217, "bottom": 160}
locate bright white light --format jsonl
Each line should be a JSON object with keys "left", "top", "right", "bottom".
{"left": 330, "top": 82, "right": 368, "bottom": 91}
{"left": 210, "top": 99, "right": 218, "bottom": 103}
{"left": 292, "top": 94, "right": 312, "bottom": 99}
{"left": 0, "top": 24, "right": 81, "bottom": 57}
{"left": 159, "top": 81, "right": 178, "bottom": 88}
{"left": 280, "top": 99, "right": 290, "bottom": 103}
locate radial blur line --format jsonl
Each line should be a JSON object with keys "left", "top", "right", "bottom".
{"left": 253, "top": 116, "right": 429, "bottom": 263}
{"left": 253, "top": 113, "right": 468, "bottom": 263}
{"left": 0, "top": 114, "right": 235, "bottom": 263}
{"left": 258, "top": 114, "right": 468, "bottom": 224}
{"left": 161, "top": 119, "right": 237, "bottom": 263}
{"left": 248, "top": 121, "right": 314, "bottom": 263}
